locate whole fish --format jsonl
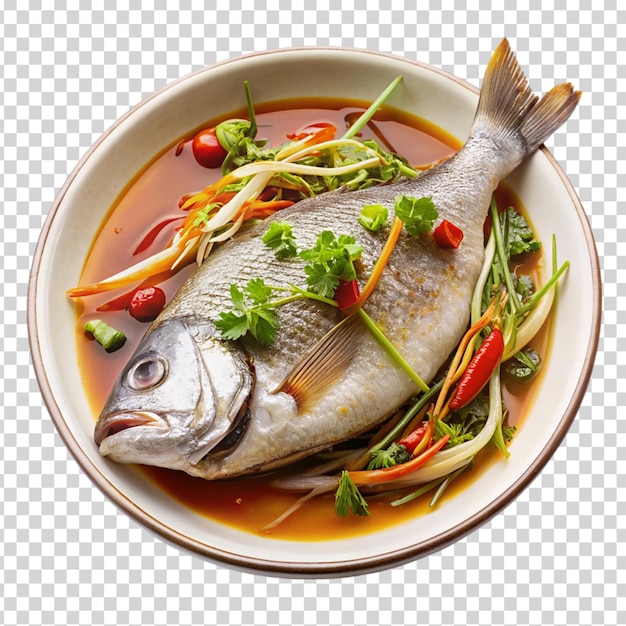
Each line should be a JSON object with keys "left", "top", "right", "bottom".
{"left": 94, "top": 39, "right": 580, "bottom": 479}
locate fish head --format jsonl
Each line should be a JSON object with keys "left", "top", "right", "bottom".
{"left": 94, "top": 316, "right": 253, "bottom": 470}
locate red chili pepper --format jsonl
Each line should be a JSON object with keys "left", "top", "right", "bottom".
{"left": 133, "top": 217, "right": 182, "bottom": 255}
{"left": 398, "top": 421, "right": 429, "bottom": 455}
{"left": 192, "top": 127, "right": 228, "bottom": 168}
{"left": 449, "top": 327, "right": 504, "bottom": 410}
{"left": 334, "top": 279, "right": 361, "bottom": 312}
{"left": 433, "top": 219, "right": 464, "bottom": 249}
{"left": 128, "top": 286, "right": 167, "bottom": 322}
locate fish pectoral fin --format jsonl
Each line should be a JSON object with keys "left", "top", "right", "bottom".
{"left": 275, "top": 313, "right": 365, "bottom": 411}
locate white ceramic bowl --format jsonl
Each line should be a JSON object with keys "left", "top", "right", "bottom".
{"left": 28, "top": 48, "right": 600, "bottom": 577}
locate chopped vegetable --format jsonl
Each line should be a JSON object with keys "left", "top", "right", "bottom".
{"left": 262, "top": 221, "right": 298, "bottom": 260}
{"left": 84, "top": 319, "right": 127, "bottom": 353}
{"left": 449, "top": 327, "right": 505, "bottom": 411}
{"left": 367, "top": 442, "right": 412, "bottom": 470}
{"left": 394, "top": 195, "right": 438, "bottom": 238}
{"left": 299, "top": 231, "right": 363, "bottom": 299}
{"left": 398, "top": 421, "right": 429, "bottom": 455}
{"left": 503, "top": 347, "right": 542, "bottom": 382}
{"left": 334, "top": 279, "right": 361, "bottom": 312}
{"left": 504, "top": 206, "right": 541, "bottom": 256}
{"left": 358, "top": 204, "right": 389, "bottom": 232}
{"left": 348, "top": 434, "right": 450, "bottom": 486}
{"left": 433, "top": 219, "right": 464, "bottom": 249}
{"left": 128, "top": 286, "right": 166, "bottom": 322}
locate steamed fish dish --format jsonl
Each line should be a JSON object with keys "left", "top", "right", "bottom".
{"left": 82, "top": 41, "right": 579, "bottom": 499}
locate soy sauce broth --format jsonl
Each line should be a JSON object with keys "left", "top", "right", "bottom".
{"left": 76, "top": 99, "right": 549, "bottom": 541}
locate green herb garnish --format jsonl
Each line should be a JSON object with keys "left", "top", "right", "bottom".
{"left": 334, "top": 471, "right": 370, "bottom": 517}
{"left": 215, "top": 280, "right": 280, "bottom": 346}
{"left": 367, "top": 442, "right": 412, "bottom": 470}
{"left": 262, "top": 221, "right": 298, "bottom": 260}
{"left": 503, "top": 347, "right": 542, "bottom": 382}
{"left": 394, "top": 195, "right": 438, "bottom": 238}
{"left": 504, "top": 207, "right": 541, "bottom": 256}
{"left": 359, "top": 204, "right": 389, "bottom": 232}
{"left": 299, "top": 231, "right": 363, "bottom": 299}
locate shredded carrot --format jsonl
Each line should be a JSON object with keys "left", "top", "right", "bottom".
{"left": 237, "top": 199, "right": 294, "bottom": 221}
{"left": 343, "top": 215, "right": 404, "bottom": 316}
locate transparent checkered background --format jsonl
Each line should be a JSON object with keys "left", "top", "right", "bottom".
{"left": 1, "top": 1, "right": 623, "bottom": 625}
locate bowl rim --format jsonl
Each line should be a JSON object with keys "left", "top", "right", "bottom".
{"left": 27, "top": 46, "right": 602, "bottom": 578}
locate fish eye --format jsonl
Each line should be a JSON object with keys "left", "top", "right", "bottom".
{"left": 127, "top": 356, "right": 167, "bottom": 391}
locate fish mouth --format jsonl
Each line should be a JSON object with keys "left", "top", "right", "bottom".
{"left": 94, "top": 411, "right": 164, "bottom": 446}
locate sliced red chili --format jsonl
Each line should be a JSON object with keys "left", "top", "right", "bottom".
{"left": 449, "top": 327, "right": 504, "bottom": 410}
{"left": 133, "top": 217, "right": 182, "bottom": 255}
{"left": 334, "top": 279, "right": 361, "bottom": 312}
{"left": 433, "top": 219, "right": 464, "bottom": 249}
{"left": 398, "top": 421, "right": 429, "bottom": 455}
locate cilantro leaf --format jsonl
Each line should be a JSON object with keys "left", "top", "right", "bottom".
{"left": 367, "top": 442, "right": 412, "bottom": 470}
{"left": 216, "top": 280, "right": 281, "bottom": 346}
{"left": 394, "top": 195, "right": 438, "bottom": 238}
{"left": 215, "top": 311, "right": 250, "bottom": 341}
{"left": 304, "top": 263, "right": 340, "bottom": 299}
{"left": 229, "top": 283, "right": 246, "bottom": 312}
{"left": 504, "top": 207, "right": 541, "bottom": 256}
{"left": 262, "top": 222, "right": 298, "bottom": 260}
{"left": 359, "top": 204, "right": 389, "bottom": 232}
{"left": 250, "top": 309, "right": 279, "bottom": 345}
{"left": 245, "top": 277, "right": 273, "bottom": 304}
{"left": 299, "top": 231, "right": 363, "bottom": 298}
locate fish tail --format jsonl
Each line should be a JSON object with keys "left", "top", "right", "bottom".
{"left": 473, "top": 38, "right": 581, "bottom": 155}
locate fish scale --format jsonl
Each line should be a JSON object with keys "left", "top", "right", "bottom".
{"left": 94, "top": 40, "right": 580, "bottom": 480}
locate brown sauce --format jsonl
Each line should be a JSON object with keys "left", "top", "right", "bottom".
{"left": 76, "top": 99, "right": 548, "bottom": 540}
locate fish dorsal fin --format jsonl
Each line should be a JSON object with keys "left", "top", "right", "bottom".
{"left": 275, "top": 313, "right": 365, "bottom": 411}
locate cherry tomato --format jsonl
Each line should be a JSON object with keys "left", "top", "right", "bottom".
{"left": 129, "top": 286, "right": 166, "bottom": 322}
{"left": 191, "top": 127, "right": 228, "bottom": 168}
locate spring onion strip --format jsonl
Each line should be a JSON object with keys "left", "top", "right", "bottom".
{"left": 276, "top": 138, "right": 384, "bottom": 165}
{"left": 490, "top": 197, "right": 523, "bottom": 315}
{"left": 368, "top": 380, "right": 444, "bottom": 456}
{"left": 380, "top": 368, "right": 503, "bottom": 489}
{"left": 230, "top": 156, "right": 382, "bottom": 181}
{"left": 390, "top": 458, "right": 474, "bottom": 507}
{"left": 471, "top": 227, "right": 496, "bottom": 325}
{"left": 357, "top": 308, "right": 429, "bottom": 393}
{"left": 66, "top": 244, "right": 191, "bottom": 297}
{"left": 502, "top": 237, "right": 569, "bottom": 361}
{"left": 260, "top": 485, "right": 331, "bottom": 531}
{"left": 342, "top": 76, "right": 403, "bottom": 140}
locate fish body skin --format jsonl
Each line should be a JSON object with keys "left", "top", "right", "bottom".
{"left": 95, "top": 39, "right": 580, "bottom": 479}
